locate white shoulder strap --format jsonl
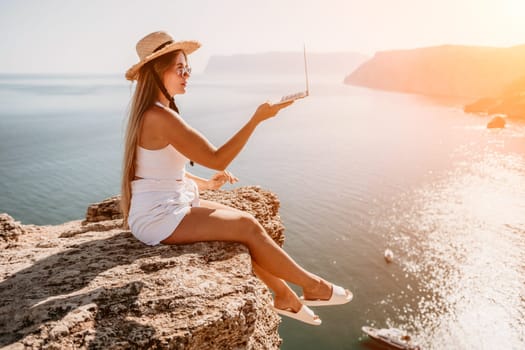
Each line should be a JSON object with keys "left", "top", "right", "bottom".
{"left": 154, "top": 101, "right": 166, "bottom": 109}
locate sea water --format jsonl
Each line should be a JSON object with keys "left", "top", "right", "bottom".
{"left": 0, "top": 73, "right": 524, "bottom": 349}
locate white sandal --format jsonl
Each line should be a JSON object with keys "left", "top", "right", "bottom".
{"left": 300, "top": 284, "right": 353, "bottom": 306}
{"left": 272, "top": 304, "right": 322, "bottom": 326}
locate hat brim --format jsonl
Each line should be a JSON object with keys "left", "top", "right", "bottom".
{"left": 125, "top": 40, "right": 201, "bottom": 81}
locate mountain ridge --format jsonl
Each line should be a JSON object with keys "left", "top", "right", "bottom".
{"left": 204, "top": 51, "right": 369, "bottom": 76}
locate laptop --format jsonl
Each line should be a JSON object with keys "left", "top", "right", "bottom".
{"left": 274, "top": 44, "right": 310, "bottom": 105}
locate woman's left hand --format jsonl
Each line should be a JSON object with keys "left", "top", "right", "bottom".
{"left": 207, "top": 170, "right": 239, "bottom": 190}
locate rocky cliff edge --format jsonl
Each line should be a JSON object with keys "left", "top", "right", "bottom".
{"left": 0, "top": 186, "right": 284, "bottom": 350}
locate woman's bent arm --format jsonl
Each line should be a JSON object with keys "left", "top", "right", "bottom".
{"left": 186, "top": 170, "right": 239, "bottom": 191}
{"left": 185, "top": 172, "right": 210, "bottom": 191}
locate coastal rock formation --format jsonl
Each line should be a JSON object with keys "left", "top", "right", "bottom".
{"left": 487, "top": 115, "right": 506, "bottom": 129}
{"left": 463, "top": 75, "right": 525, "bottom": 121}
{"left": 0, "top": 186, "right": 284, "bottom": 350}
{"left": 464, "top": 96, "right": 525, "bottom": 118}
{"left": 344, "top": 44, "right": 525, "bottom": 98}
{"left": 84, "top": 195, "right": 122, "bottom": 223}
{"left": 464, "top": 97, "right": 502, "bottom": 114}
{"left": 1, "top": 213, "right": 26, "bottom": 243}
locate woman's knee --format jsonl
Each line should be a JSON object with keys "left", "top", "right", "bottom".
{"left": 237, "top": 213, "right": 265, "bottom": 245}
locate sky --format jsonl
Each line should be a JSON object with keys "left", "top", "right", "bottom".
{"left": 0, "top": 0, "right": 524, "bottom": 74}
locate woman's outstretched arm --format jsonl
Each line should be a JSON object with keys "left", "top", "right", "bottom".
{"left": 148, "top": 101, "right": 293, "bottom": 170}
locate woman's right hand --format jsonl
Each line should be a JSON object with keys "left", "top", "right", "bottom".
{"left": 251, "top": 100, "right": 294, "bottom": 124}
{"left": 207, "top": 170, "right": 239, "bottom": 190}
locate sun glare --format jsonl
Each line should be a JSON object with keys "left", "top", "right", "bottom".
{"left": 501, "top": 0, "right": 524, "bottom": 20}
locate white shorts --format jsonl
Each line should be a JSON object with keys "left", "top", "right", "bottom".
{"left": 128, "top": 178, "right": 200, "bottom": 245}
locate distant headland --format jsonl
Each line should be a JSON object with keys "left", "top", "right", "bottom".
{"left": 204, "top": 51, "right": 369, "bottom": 77}
{"left": 344, "top": 44, "right": 525, "bottom": 121}
{"left": 344, "top": 44, "right": 525, "bottom": 98}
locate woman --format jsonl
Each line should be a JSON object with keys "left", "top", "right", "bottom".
{"left": 121, "top": 31, "right": 352, "bottom": 325}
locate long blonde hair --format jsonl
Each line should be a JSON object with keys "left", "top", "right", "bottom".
{"left": 121, "top": 50, "right": 185, "bottom": 227}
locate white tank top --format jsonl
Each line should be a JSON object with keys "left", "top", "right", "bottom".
{"left": 134, "top": 102, "right": 189, "bottom": 180}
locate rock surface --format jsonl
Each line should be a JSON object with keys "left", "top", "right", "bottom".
{"left": 84, "top": 195, "right": 122, "bottom": 223}
{"left": 0, "top": 186, "right": 284, "bottom": 349}
{"left": 1, "top": 213, "right": 26, "bottom": 243}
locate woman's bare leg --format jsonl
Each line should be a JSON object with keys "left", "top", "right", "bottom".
{"left": 197, "top": 199, "right": 291, "bottom": 289}
{"left": 161, "top": 201, "right": 333, "bottom": 301}
{"left": 252, "top": 260, "right": 309, "bottom": 312}
{"left": 197, "top": 199, "right": 314, "bottom": 314}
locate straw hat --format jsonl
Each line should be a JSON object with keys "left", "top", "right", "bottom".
{"left": 125, "top": 31, "right": 201, "bottom": 81}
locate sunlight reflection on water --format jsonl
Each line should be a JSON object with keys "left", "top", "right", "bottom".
{"left": 380, "top": 152, "right": 525, "bottom": 349}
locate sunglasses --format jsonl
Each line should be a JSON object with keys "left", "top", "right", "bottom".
{"left": 176, "top": 66, "right": 192, "bottom": 77}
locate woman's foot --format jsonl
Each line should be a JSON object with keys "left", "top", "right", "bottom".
{"left": 273, "top": 290, "right": 304, "bottom": 313}
{"left": 301, "top": 279, "right": 353, "bottom": 306}
{"left": 301, "top": 278, "right": 333, "bottom": 302}
{"left": 273, "top": 290, "right": 321, "bottom": 325}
